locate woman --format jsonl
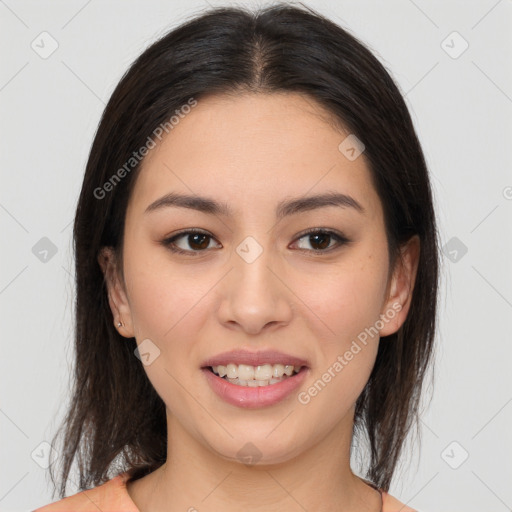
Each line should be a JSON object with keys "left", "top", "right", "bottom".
{"left": 34, "top": 3, "right": 439, "bottom": 511}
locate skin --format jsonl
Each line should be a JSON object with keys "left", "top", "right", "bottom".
{"left": 99, "top": 92, "right": 419, "bottom": 512}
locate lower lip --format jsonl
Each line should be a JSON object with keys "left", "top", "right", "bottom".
{"left": 202, "top": 367, "right": 309, "bottom": 409}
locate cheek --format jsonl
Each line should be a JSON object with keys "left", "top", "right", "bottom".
{"left": 127, "top": 267, "right": 206, "bottom": 341}
{"left": 122, "top": 257, "right": 213, "bottom": 417}
{"left": 291, "top": 252, "right": 388, "bottom": 405}
{"left": 122, "top": 233, "right": 209, "bottom": 339}
{"left": 294, "top": 269, "right": 385, "bottom": 424}
{"left": 295, "top": 255, "right": 388, "bottom": 344}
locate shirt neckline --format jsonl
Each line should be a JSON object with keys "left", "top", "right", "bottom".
{"left": 117, "top": 471, "right": 386, "bottom": 512}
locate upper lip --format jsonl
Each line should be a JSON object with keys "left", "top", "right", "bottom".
{"left": 201, "top": 349, "right": 309, "bottom": 369}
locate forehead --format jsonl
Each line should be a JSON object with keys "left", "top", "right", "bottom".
{"left": 128, "top": 92, "right": 382, "bottom": 221}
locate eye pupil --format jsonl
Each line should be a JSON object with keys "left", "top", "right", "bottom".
{"left": 309, "top": 233, "right": 331, "bottom": 250}
{"left": 189, "top": 233, "right": 209, "bottom": 250}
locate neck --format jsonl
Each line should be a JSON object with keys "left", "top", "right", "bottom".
{"left": 127, "top": 407, "right": 381, "bottom": 512}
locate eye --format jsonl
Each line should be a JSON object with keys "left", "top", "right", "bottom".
{"left": 292, "top": 228, "right": 350, "bottom": 253}
{"left": 161, "top": 229, "right": 220, "bottom": 255}
{"left": 161, "top": 228, "right": 350, "bottom": 256}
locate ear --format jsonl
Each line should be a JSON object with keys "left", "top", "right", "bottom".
{"left": 378, "top": 235, "right": 420, "bottom": 337}
{"left": 97, "top": 246, "right": 135, "bottom": 338}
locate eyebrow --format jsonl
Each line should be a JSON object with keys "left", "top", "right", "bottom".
{"left": 144, "top": 191, "right": 365, "bottom": 219}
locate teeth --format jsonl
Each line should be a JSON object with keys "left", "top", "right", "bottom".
{"left": 220, "top": 376, "right": 295, "bottom": 387}
{"left": 212, "top": 363, "right": 302, "bottom": 380}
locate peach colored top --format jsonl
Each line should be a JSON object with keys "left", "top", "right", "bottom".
{"left": 33, "top": 471, "right": 417, "bottom": 511}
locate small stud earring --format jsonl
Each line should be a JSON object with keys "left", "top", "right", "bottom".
{"left": 117, "top": 321, "right": 123, "bottom": 328}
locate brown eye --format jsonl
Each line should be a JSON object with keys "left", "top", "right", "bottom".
{"left": 162, "top": 229, "right": 220, "bottom": 255}
{"left": 184, "top": 233, "right": 211, "bottom": 250}
{"left": 293, "top": 229, "right": 350, "bottom": 253}
{"left": 162, "top": 228, "right": 350, "bottom": 256}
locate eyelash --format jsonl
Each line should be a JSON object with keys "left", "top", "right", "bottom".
{"left": 161, "top": 227, "right": 351, "bottom": 256}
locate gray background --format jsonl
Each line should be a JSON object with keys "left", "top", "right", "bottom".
{"left": 1, "top": 0, "right": 511, "bottom": 511}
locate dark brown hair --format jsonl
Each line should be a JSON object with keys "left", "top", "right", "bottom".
{"left": 49, "top": 2, "right": 439, "bottom": 498}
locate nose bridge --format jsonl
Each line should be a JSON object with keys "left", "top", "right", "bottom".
{"left": 233, "top": 234, "right": 279, "bottom": 298}
{"left": 218, "top": 233, "right": 293, "bottom": 332}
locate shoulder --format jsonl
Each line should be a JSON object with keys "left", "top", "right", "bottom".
{"left": 382, "top": 490, "right": 418, "bottom": 512}
{"left": 32, "top": 472, "right": 139, "bottom": 512}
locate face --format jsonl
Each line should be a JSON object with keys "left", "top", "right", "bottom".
{"left": 99, "top": 92, "right": 418, "bottom": 466}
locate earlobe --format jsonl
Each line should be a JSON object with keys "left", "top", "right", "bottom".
{"left": 97, "top": 247, "right": 135, "bottom": 338}
{"left": 379, "top": 235, "right": 420, "bottom": 337}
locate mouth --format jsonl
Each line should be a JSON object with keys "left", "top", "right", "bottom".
{"left": 204, "top": 363, "right": 307, "bottom": 387}
{"left": 200, "top": 349, "right": 310, "bottom": 407}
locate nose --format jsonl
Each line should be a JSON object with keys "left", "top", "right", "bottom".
{"left": 217, "top": 241, "right": 294, "bottom": 335}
